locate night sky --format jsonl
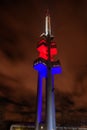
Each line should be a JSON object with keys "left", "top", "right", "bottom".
{"left": 0, "top": 0, "right": 87, "bottom": 123}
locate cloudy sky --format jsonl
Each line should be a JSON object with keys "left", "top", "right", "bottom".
{"left": 0, "top": 0, "right": 87, "bottom": 124}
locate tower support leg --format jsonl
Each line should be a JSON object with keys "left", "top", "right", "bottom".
{"left": 52, "top": 75, "right": 56, "bottom": 130}
{"left": 46, "top": 69, "right": 56, "bottom": 130}
{"left": 35, "top": 73, "right": 43, "bottom": 130}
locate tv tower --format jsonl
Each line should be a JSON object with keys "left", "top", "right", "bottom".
{"left": 33, "top": 11, "right": 62, "bottom": 130}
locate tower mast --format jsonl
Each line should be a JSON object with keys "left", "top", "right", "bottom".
{"left": 33, "top": 11, "right": 62, "bottom": 130}
{"left": 45, "top": 11, "right": 56, "bottom": 130}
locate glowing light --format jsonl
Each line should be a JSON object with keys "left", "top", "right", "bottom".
{"left": 33, "top": 62, "right": 47, "bottom": 77}
{"left": 38, "top": 39, "right": 46, "bottom": 45}
{"left": 50, "top": 48, "right": 57, "bottom": 55}
{"left": 34, "top": 62, "right": 62, "bottom": 77}
{"left": 52, "top": 66, "right": 62, "bottom": 74}
{"left": 50, "top": 48, "right": 58, "bottom": 61}
{"left": 37, "top": 45, "right": 47, "bottom": 53}
{"left": 37, "top": 40, "right": 58, "bottom": 61}
{"left": 37, "top": 45, "right": 48, "bottom": 60}
{"left": 41, "top": 126, "right": 44, "bottom": 129}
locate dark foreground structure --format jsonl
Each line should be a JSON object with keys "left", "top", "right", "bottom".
{"left": 10, "top": 123, "right": 87, "bottom": 130}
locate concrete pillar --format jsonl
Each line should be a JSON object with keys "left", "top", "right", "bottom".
{"left": 46, "top": 69, "right": 56, "bottom": 130}
{"left": 35, "top": 73, "right": 43, "bottom": 130}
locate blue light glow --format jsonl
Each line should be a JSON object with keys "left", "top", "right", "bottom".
{"left": 33, "top": 63, "right": 47, "bottom": 77}
{"left": 52, "top": 66, "right": 62, "bottom": 75}
{"left": 34, "top": 63, "right": 62, "bottom": 77}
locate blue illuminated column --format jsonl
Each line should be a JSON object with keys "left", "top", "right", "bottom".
{"left": 35, "top": 73, "right": 43, "bottom": 130}
{"left": 33, "top": 59, "right": 47, "bottom": 130}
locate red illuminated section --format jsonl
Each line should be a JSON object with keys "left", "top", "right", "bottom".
{"left": 37, "top": 39, "right": 58, "bottom": 61}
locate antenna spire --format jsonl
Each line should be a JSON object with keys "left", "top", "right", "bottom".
{"left": 45, "top": 9, "right": 51, "bottom": 36}
{"left": 41, "top": 10, "right": 53, "bottom": 38}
